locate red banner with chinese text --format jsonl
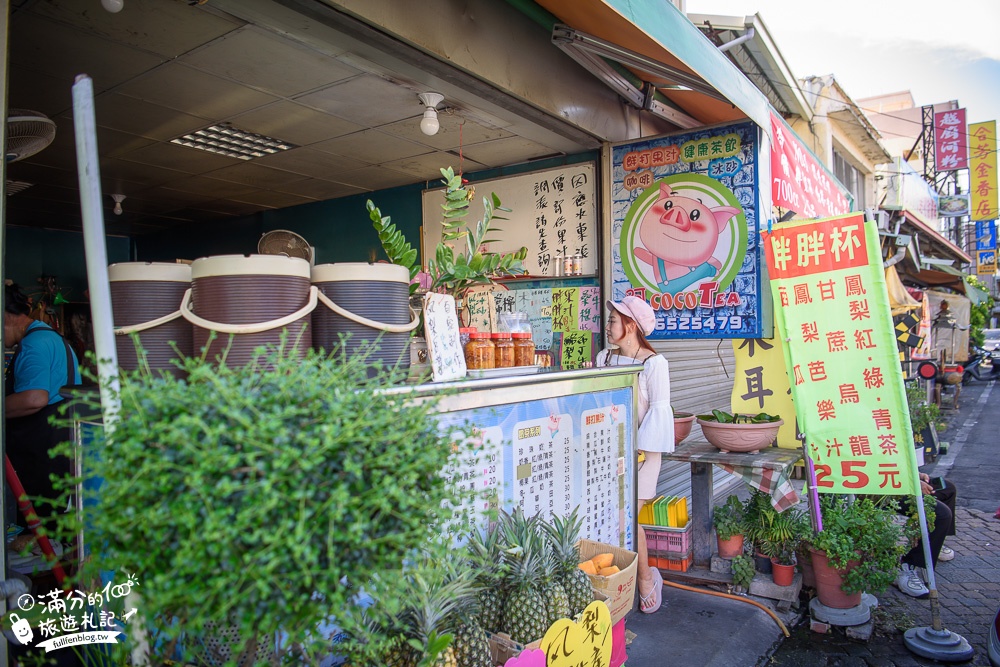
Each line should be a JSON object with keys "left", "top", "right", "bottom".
{"left": 770, "top": 111, "right": 851, "bottom": 219}
{"left": 762, "top": 213, "right": 918, "bottom": 495}
{"left": 934, "top": 108, "right": 968, "bottom": 171}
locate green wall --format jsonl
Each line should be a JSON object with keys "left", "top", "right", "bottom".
{"left": 4, "top": 226, "right": 131, "bottom": 302}
{"left": 136, "top": 153, "right": 598, "bottom": 264}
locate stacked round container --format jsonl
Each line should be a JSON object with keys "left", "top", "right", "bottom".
{"left": 110, "top": 262, "right": 192, "bottom": 377}
{"left": 185, "top": 255, "right": 314, "bottom": 368}
{"left": 311, "top": 262, "right": 418, "bottom": 372}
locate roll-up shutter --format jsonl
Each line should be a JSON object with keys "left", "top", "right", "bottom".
{"left": 652, "top": 339, "right": 742, "bottom": 507}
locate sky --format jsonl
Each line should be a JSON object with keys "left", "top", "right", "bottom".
{"left": 685, "top": 0, "right": 1000, "bottom": 128}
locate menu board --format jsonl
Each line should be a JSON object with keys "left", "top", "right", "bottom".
{"left": 438, "top": 387, "right": 635, "bottom": 547}
{"left": 421, "top": 163, "right": 597, "bottom": 277}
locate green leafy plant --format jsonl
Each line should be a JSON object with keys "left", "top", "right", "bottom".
{"left": 712, "top": 494, "right": 746, "bottom": 541}
{"left": 758, "top": 508, "right": 808, "bottom": 566}
{"left": 696, "top": 409, "right": 780, "bottom": 424}
{"left": 966, "top": 275, "right": 995, "bottom": 348}
{"left": 731, "top": 554, "right": 755, "bottom": 590}
{"left": 809, "top": 495, "right": 911, "bottom": 595}
{"left": 369, "top": 200, "right": 420, "bottom": 294}
{"left": 905, "top": 381, "right": 940, "bottom": 434}
{"left": 426, "top": 167, "right": 528, "bottom": 298}
{"left": 51, "top": 337, "right": 476, "bottom": 665}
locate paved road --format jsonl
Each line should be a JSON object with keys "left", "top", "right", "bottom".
{"left": 931, "top": 381, "right": 999, "bottom": 515}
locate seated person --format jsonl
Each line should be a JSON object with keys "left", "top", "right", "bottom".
{"left": 896, "top": 474, "right": 957, "bottom": 598}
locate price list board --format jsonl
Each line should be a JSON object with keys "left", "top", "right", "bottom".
{"left": 436, "top": 386, "right": 635, "bottom": 548}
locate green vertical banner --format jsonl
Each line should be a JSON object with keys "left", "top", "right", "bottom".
{"left": 762, "top": 213, "right": 918, "bottom": 495}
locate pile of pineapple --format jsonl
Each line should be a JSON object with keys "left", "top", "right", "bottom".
{"left": 377, "top": 507, "right": 596, "bottom": 667}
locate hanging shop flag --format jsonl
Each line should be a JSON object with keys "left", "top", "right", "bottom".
{"left": 934, "top": 108, "right": 969, "bottom": 171}
{"left": 610, "top": 121, "right": 764, "bottom": 339}
{"left": 762, "top": 213, "right": 918, "bottom": 495}
{"left": 770, "top": 111, "right": 851, "bottom": 218}
{"left": 730, "top": 317, "right": 800, "bottom": 450}
{"left": 970, "top": 121, "right": 998, "bottom": 221}
{"left": 978, "top": 250, "right": 997, "bottom": 276}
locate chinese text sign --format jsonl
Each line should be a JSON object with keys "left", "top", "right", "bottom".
{"left": 770, "top": 111, "right": 851, "bottom": 218}
{"left": 970, "top": 121, "right": 998, "bottom": 221}
{"left": 934, "top": 108, "right": 968, "bottom": 171}
{"left": 762, "top": 213, "right": 917, "bottom": 495}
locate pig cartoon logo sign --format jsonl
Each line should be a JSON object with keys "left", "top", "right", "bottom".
{"left": 621, "top": 174, "right": 747, "bottom": 297}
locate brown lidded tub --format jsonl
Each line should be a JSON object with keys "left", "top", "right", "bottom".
{"left": 311, "top": 262, "right": 417, "bottom": 372}
{"left": 187, "top": 254, "right": 313, "bottom": 368}
{"left": 110, "top": 262, "right": 192, "bottom": 377}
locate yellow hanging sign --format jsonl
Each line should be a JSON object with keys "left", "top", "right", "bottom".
{"left": 540, "top": 600, "right": 612, "bottom": 667}
{"left": 731, "top": 315, "right": 800, "bottom": 449}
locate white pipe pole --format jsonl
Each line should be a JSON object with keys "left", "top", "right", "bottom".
{"left": 71, "top": 75, "right": 120, "bottom": 422}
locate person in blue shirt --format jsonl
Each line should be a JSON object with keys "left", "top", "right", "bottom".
{"left": 4, "top": 283, "right": 81, "bottom": 518}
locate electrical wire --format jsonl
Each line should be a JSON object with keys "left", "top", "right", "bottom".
{"left": 662, "top": 579, "right": 791, "bottom": 637}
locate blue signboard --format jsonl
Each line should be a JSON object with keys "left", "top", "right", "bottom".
{"left": 976, "top": 220, "right": 996, "bottom": 250}
{"left": 610, "top": 122, "right": 763, "bottom": 339}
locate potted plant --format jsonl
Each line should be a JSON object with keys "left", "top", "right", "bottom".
{"left": 742, "top": 489, "right": 777, "bottom": 574}
{"left": 730, "top": 554, "right": 755, "bottom": 593}
{"left": 51, "top": 341, "right": 478, "bottom": 665}
{"left": 371, "top": 166, "right": 528, "bottom": 312}
{"left": 673, "top": 408, "right": 696, "bottom": 446}
{"left": 712, "top": 494, "right": 746, "bottom": 559}
{"left": 695, "top": 410, "right": 783, "bottom": 454}
{"left": 807, "top": 495, "right": 911, "bottom": 609}
{"left": 758, "top": 508, "right": 807, "bottom": 587}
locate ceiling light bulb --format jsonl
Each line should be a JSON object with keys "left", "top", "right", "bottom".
{"left": 101, "top": 0, "right": 124, "bottom": 13}
{"left": 420, "top": 107, "right": 440, "bottom": 136}
{"left": 111, "top": 194, "right": 126, "bottom": 216}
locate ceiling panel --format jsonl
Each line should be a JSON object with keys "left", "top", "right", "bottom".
{"left": 115, "top": 63, "right": 280, "bottom": 121}
{"left": 3, "top": 0, "right": 590, "bottom": 236}
{"left": 29, "top": 0, "right": 244, "bottom": 59}
{"left": 180, "top": 25, "right": 361, "bottom": 98}
{"left": 273, "top": 178, "right": 368, "bottom": 201}
{"left": 115, "top": 142, "right": 241, "bottom": 175}
{"left": 226, "top": 100, "right": 363, "bottom": 147}
{"left": 10, "top": 12, "right": 164, "bottom": 94}
{"left": 295, "top": 74, "right": 421, "bottom": 127}
{"left": 203, "top": 163, "right": 312, "bottom": 189}
{"left": 310, "top": 129, "right": 432, "bottom": 163}
{"left": 253, "top": 147, "right": 369, "bottom": 177}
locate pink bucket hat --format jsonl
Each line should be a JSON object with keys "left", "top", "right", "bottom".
{"left": 606, "top": 296, "right": 656, "bottom": 336}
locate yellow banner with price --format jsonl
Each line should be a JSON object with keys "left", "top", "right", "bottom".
{"left": 762, "top": 213, "right": 917, "bottom": 495}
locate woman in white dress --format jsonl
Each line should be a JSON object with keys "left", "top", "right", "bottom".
{"left": 596, "top": 296, "right": 674, "bottom": 614}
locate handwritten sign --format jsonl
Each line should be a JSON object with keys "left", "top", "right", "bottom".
{"left": 502, "top": 649, "right": 546, "bottom": 667}
{"left": 579, "top": 286, "right": 602, "bottom": 332}
{"left": 423, "top": 293, "right": 467, "bottom": 382}
{"left": 465, "top": 291, "right": 495, "bottom": 332}
{"left": 561, "top": 330, "right": 592, "bottom": 370}
{"left": 515, "top": 289, "right": 553, "bottom": 350}
{"left": 552, "top": 288, "right": 579, "bottom": 333}
{"left": 541, "top": 600, "right": 612, "bottom": 667}
{"left": 421, "top": 164, "right": 597, "bottom": 276}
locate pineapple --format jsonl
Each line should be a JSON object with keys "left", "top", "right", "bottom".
{"left": 544, "top": 508, "right": 594, "bottom": 617}
{"left": 465, "top": 525, "right": 507, "bottom": 633}
{"left": 452, "top": 622, "right": 492, "bottom": 667}
{"left": 501, "top": 546, "right": 548, "bottom": 644}
{"left": 379, "top": 562, "right": 479, "bottom": 667}
{"left": 540, "top": 543, "right": 571, "bottom": 626}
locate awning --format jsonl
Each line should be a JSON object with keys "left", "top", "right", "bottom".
{"left": 901, "top": 211, "right": 972, "bottom": 264}
{"left": 896, "top": 265, "right": 987, "bottom": 304}
{"left": 537, "top": 0, "right": 772, "bottom": 137}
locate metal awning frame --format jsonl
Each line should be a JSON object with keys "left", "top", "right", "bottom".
{"left": 551, "top": 24, "right": 716, "bottom": 130}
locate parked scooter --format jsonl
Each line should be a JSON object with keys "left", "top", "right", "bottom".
{"left": 962, "top": 345, "right": 1000, "bottom": 384}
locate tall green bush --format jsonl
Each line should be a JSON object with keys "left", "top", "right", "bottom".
{"left": 52, "top": 338, "right": 475, "bottom": 665}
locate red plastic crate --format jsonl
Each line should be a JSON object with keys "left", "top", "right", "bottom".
{"left": 663, "top": 550, "right": 693, "bottom": 572}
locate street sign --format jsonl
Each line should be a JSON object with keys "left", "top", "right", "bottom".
{"left": 976, "top": 220, "right": 997, "bottom": 250}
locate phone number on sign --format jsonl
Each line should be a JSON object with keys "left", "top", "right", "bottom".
{"left": 661, "top": 316, "right": 744, "bottom": 332}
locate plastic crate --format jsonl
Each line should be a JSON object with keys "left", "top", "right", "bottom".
{"left": 642, "top": 522, "right": 691, "bottom": 556}
{"left": 664, "top": 551, "right": 693, "bottom": 572}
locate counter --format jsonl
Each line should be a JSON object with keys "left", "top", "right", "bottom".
{"left": 394, "top": 366, "right": 642, "bottom": 549}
